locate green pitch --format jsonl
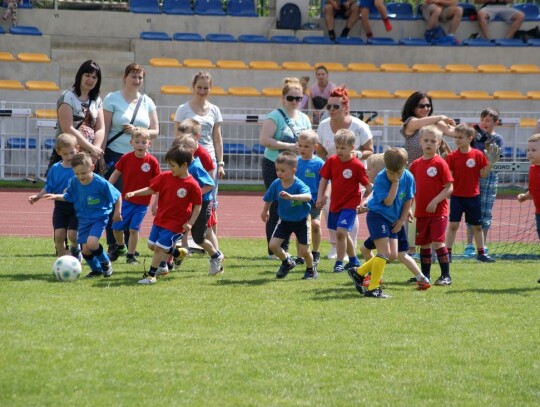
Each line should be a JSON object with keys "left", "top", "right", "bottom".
{"left": 0, "top": 237, "right": 538, "bottom": 406}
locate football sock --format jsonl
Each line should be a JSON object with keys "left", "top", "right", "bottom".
{"left": 357, "top": 256, "right": 375, "bottom": 277}
{"left": 159, "top": 260, "right": 167, "bottom": 268}
{"left": 366, "top": 32, "right": 373, "bottom": 39}
{"left": 436, "top": 247, "right": 450, "bottom": 278}
{"left": 82, "top": 253, "right": 101, "bottom": 272}
{"left": 348, "top": 255, "right": 360, "bottom": 266}
{"left": 420, "top": 248, "right": 432, "bottom": 279}
{"left": 91, "top": 244, "right": 109, "bottom": 264}
{"left": 148, "top": 266, "right": 157, "bottom": 277}
{"left": 368, "top": 255, "right": 388, "bottom": 291}
{"left": 211, "top": 251, "right": 221, "bottom": 259}
{"left": 477, "top": 247, "right": 486, "bottom": 256}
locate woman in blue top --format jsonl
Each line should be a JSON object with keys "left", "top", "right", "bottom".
{"left": 259, "top": 77, "right": 312, "bottom": 256}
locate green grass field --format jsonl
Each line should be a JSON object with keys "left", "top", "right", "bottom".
{"left": 1, "top": 237, "right": 538, "bottom": 406}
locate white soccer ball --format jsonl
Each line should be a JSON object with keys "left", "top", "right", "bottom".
{"left": 53, "top": 255, "right": 82, "bottom": 282}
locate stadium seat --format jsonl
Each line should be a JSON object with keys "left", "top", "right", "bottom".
{"left": 194, "top": 0, "right": 226, "bottom": 15}
{"left": 223, "top": 143, "right": 251, "bottom": 154}
{"left": 412, "top": 64, "right": 444, "bottom": 73}
{"left": 140, "top": 32, "right": 172, "bottom": 41}
{"left": 445, "top": 64, "right": 477, "bottom": 73}
{"left": 162, "top": 0, "right": 194, "bottom": 14}
{"left": 0, "top": 52, "right": 15, "bottom": 61}
{"left": 462, "top": 38, "right": 496, "bottom": 46}
{"left": 303, "top": 36, "right": 334, "bottom": 45}
{"left": 34, "top": 109, "right": 57, "bottom": 119}
{"left": 493, "top": 90, "right": 527, "bottom": 100}
{"left": 510, "top": 64, "right": 540, "bottom": 73}
{"left": 130, "top": 0, "right": 160, "bottom": 14}
{"left": 17, "top": 53, "right": 50, "bottom": 63}
{"left": 347, "top": 89, "right": 362, "bottom": 99}
{"left": 512, "top": 3, "right": 540, "bottom": 21}
{"left": 0, "top": 80, "right": 24, "bottom": 90}
{"left": 216, "top": 60, "right": 248, "bottom": 69}
{"left": 460, "top": 90, "right": 493, "bottom": 99}
{"left": 161, "top": 85, "right": 192, "bottom": 94}
{"left": 399, "top": 37, "right": 430, "bottom": 46}
{"left": 477, "top": 64, "right": 510, "bottom": 73}
{"left": 527, "top": 91, "right": 540, "bottom": 99}
{"left": 347, "top": 62, "right": 379, "bottom": 72}
{"left": 367, "top": 37, "right": 397, "bottom": 45}
{"left": 393, "top": 90, "right": 415, "bottom": 98}
{"left": 494, "top": 38, "right": 528, "bottom": 46}
{"left": 380, "top": 63, "right": 412, "bottom": 72}
{"left": 227, "top": 0, "right": 257, "bottom": 16}
{"left": 206, "top": 33, "right": 237, "bottom": 42}
{"left": 149, "top": 58, "right": 182, "bottom": 68}
{"left": 372, "top": 116, "right": 402, "bottom": 126}
{"left": 238, "top": 34, "right": 270, "bottom": 43}
{"left": 25, "top": 81, "right": 60, "bottom": 91}
{"left": 519, "top": 117, "right": 537, "bottom": 127}
{"left": 183, "top": 59, "right": 216, "bottom": 68}
{"left": 386, "top": 2, "right": 417, "bottom": 20}
{"left": 360, "top": 89, "right": 394, "bottom": 98}
{"left": 0, "top": 26, "right": 4, "bottom": 34}
{"left": 173, "top": 32, "right": 205, "bottom": 41}
{"left": 261, "top": 87, "right": 282, "bottom": 96}
{"left": 43, "top": 138, "right": 56, "bottom": 150}
{"left": 6, "top": 137, "right": 36, "bottom": 149}
{"left": 18, "top": 0, "right": 33, "bottom": 8}
{"left": 282, "top": 61, "right": 313, "bottom": 70}
{"left": 228, "top": 87, "right": 261, "bottom": 96}
{"left": 335, "top": 37, "right": 364, "bottom": 45}
{"left": 314, "top": 62, "right": 347, "bottom": 71}
{"left": 252, "top": 143, "right": 265, "bottom": 154}
{"left": 528, "top": 38, "right": 540, "bottom": 46}
{"left": 270, "top": 35, "right": 301, "bottom": 44}
{"left": 427, "top": 90, "right": 460, "bottom": 99}
{"left": 9, "top": 25, "right": 42, "bottom": 35}
{"left": 249, "top": 60, "right": 281, "bottom": 70}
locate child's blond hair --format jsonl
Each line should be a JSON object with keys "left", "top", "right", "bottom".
{"left": 528, "top": 133, "right": 540, "bottom": 143}
{"left": 419, "top": 124, "right": 443, "bottom": 141}
{"left": 171, "top": 134, "right": 197, "bottom": 150}
{"left": 131, "top": 126, "right": 150, "bottom": 141}
{"left": 455, "top": 123, "right": 475, "bottom": 139}
{"left": 177, "top": 118, "right": 201, "bottom": 137}
{"left": 366, "top": 153, "right": 385, "bottom": 173}
{"left": 334, "top": 128, "right": 355, "bottom": 146}
{"left": 71, "top": 152, "right": 93, "bottom": 168}
{"left": 384, "top": 148, "right": 408, "bottom": 172}
{"left": 55, "top": 133, "right": 77, "bottom": 150}
{"left": 298, "top": 129, "right": 318, "bottom": 145}
{"left": 275, "top": 150, "right": 298, "bottom": 168}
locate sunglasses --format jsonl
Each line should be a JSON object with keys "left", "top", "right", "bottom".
{"left": 285, "top": 95, "right": 303, "bottom": 102}
{"left": 417, "top": 103, "right": 432, "bottom": 109}
{"left": 325, "top": 104, "right": 342, "bottom": 111}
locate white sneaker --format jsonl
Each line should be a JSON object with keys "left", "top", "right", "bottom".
{"left": 156, "top": 266, "right": 170, "bottom": 277}
{"left": 138, "top": 275, "right": 157, "bottom": 284}
{"left": 209, "top": 252, "right": 224, "bottom": 275}
{"left": 327, "top": 245, "right": 337, "bottom": 259}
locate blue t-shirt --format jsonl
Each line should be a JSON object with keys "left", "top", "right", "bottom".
{"left": 367, "top": 169, "right": 415, "bottom": 224}
{"left": 188, "top": 157, "right": 215, "bottom": 202}
{"left": 263, "top": 109, "right": 311, "bottom": 162}
{"left": 297, "top": 155, "right": 324, "bottom": 204}
{"left": 45, "top": 162, "right": 74, "bottom": 194}
{"left": 63, "top": 173, "right": 120, "bottom": 222}
{"left": 263, "top": 176, "right": 311, "bottom": 222}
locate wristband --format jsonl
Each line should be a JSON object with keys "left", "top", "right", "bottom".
{"left": 218, "top": 161, "right": 225, "bottom": 167}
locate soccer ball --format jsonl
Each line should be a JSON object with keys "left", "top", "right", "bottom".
{"left": 53, "top": 255, "right": 82, "bottom": 281}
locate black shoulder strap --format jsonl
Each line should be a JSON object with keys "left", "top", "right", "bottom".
{"left": 277, "top": 108, "right": 298, "bottom": 139}
{"left": 106, "top": 95, "right": 144, "bottom": 147}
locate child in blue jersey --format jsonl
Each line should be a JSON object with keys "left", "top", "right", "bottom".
{"left": 172, "top": 135, "right": 224, "bottom": 275}
{"left": 261, "top": 151, "right": 316, "bottom": 280}
{"left": 296, "top": 129, "right": 325, "bottom": 266}
{"left": 348, "top": 147, "right": 415, "bottom": 298}
{"left": 45, "top": 153, "right": 121, "bottom": 278}
{"left": 29, "top": 133, "right": 81, "bottom": 261}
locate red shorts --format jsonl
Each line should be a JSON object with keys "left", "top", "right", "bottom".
{"left": 415, "top": 216, "right": 448, "bottom": 246}
{"left": 207, "top": 206, "right": 217, "bottom": 228}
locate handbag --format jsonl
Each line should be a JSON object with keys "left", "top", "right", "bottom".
{"left": 106, "top": 95, "right": 143, "bottom": 147}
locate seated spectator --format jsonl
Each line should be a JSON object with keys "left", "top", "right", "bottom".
{"left": 421, "top": 0, "right": 463, "bottom": 42}
{"left": 324, "top": 0, "right": 360, "bottom": 41}
{"left": 360, "top": 0, "right": 393, "bottom": 40}
{"left": 475, "top": 0, "right": 524, "bottom": 39}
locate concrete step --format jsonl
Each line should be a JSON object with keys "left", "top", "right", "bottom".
{"left": 50, "top": 36, "right": 131, "bottom": 52}
{"left": 51, "top": 49, "right": 134, "bottom": 65}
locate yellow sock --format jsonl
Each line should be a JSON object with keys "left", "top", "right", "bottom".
{"left": 357, "top": 256, "right": 375, "bottom": 277}
{"left": 368, "top": 256, "right": 387, "bottom": 291}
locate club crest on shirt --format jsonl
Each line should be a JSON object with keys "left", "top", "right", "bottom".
{"left": 466, "top": 158, "right": 476, "bottom": 168}
{"left": 177, "top": 188, "right": 187, "bottom": 198}
{"left": 427, "top": 166, "right": 438, "bottom": 177}
{"left": 342, "top": 169, "right": 353, "bottom": 179}
{"left": 141, "top": 163, "right": 151, "bottom": 173}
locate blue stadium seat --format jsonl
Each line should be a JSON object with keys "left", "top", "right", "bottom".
{"left": 194, "top": 0, "right": 226, "bottom": 15}
{"left": 513, "top": 3, "right": 540, "bottom": 21}
{"left": 43, "top": 139, "right": 56, "bottom": 150}
{"left": 18, "top": 0, "right": 33, "bottom": 8}
{"left": 130, "top": 0, "right": 161, "bottom": 14}
{"left": 140, "top": 31, "right": 172, "bottom": 41}
{"left": 386, "top": 2, "right": 417, "bottom": 20}
{"left": 270, "top": 35, "right": 301, "bottom": 44}
{"left": 162, "top": 0, "right": 194, "bottom": 15}
{"left": 399, "top": 37, "right": 430, "bottom": 46}
{"left": 9, "top": 25, "right": 42, "bottom": 35}
{"left": 516, "top": 148, "right": 527, "bottom": 158}
{"left": 335, "top": 37, "right": 364, "bottom": 45}
{"left": 0, "top": 26, "right": 5, "bottom": 35}
{"left": 528, "top": 38, "right": 540, "bottom": 46}
{"left": 173, "top": 32, "right": 205, "bottom": 41}
{"left": 206, "top": 33, "right": 237, "bottom": 42}
{"left": 494, "top": 38, "right": 528, "bottom": 46}
{"left": 223, "top": 143, "right": 251, "bottom": 154}
{"left": 302, "top": 36, "right": 334, "bottom": 45}
{"left": 227, "top": 0, "right": 257, "bottom": 16}
{"left": 252, "top": 143, "right": 265, "bottom": 154}
{"left": 238, "top": 34, "right": 270, "bottom": 43}
{"left": 367, "top": 37, "right": 397, "bottom": 45}
{"left": 462, "top": 38, "right": 496, "bottom": 46}
{"left": 6, "top": 137, "right": 37, "bottom": 149}
{"left": 503, "top": 147, "right": 514, "bottom": 158}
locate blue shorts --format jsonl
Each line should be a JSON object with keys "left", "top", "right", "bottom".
{"left": 359, "top": 0, "right": 377, "bottom": 12}
{"left": 148, "top": 225, "right": 183, "bottom": 250}
{"left": 327, "top": 209, "right": 357, "bottom": 232}
{"left": 364, "top": 225, "right": 408, "bottom": 252}
{"left": 112, "top": 201, "right": 148, "bottom": 232}
{"left": 77, "top": 217, "right": 108, "bottom": 245}
{"left": 52, "top": 201, "right": 78, "bottom": 231}
{"left": 366, "top": 211, "right": 398, "bottom": 240}
{"left": 449, "top": 195, "right": 482, "bottom": 225}
{"left": 536, "top": 214, "right": 540, "bottom": 240}
{"left": 272, "top": 218, "right": 310, "bottom": 245}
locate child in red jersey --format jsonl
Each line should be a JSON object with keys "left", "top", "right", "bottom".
{"left": 445, "top": 123, "right": 500, "bottom": 264}
{"left": 126, "top": 145, "right": 202, "bottom": 284}
{"left": 517, "top": 133, "right": 540, "bottom": 283}
{"left": 409, "top": 125, "right": 454, "bottom": 286}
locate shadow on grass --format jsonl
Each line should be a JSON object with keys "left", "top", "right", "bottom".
{"left": 0, "top": 272, "right": 55, "bottom": 282}
{"left": 0, "top": 253, "right": 55, "bottom": 259}
{"left": 311, "top": 286, "right": 364, "bottom": 300}
{"left": 444, "top": 286, "right": 540, "bottom": 295}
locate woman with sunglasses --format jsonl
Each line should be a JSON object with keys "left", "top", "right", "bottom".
{"left": 316, "top": 86, "right": 374, "bottom": 259}
{"left": 259, "top": 77, "right": 312, "bottom": 257}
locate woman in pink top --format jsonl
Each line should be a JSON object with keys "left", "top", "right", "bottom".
{"left": 310, "top": 66, "right": 336, "bottom": 124}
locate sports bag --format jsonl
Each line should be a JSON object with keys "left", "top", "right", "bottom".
{"left": 278, "top": 3, "right": 301, "bottom": 30}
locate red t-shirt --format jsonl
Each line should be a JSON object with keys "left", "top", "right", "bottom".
{"left": 149, "top": 172, "right": 202, "bottom": 233}
{"left": 529, "top": 164, "right": 540, "bottom": 214}
{"left": 410, "top": 155, "right": 453, "bottom": 217}
{"left": 319, "top": 155, "right": 370, "bottom": 212}
{"left": 445, "top": 149, "right": 488, "bottom": 197}
{"left": 115, "top": 152, "right": 161, "bottom": 206}
{"left": 195, "top": 145, "right": 215, "bottom": 173}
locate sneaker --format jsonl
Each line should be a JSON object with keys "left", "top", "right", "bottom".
{"left": 156, "top": 266, "right": 170, "bottom": 277}
{"left": 435, "top": 276, "right": 452, "bottom": 286}
{"left": 416, "top": 278, "right": 431, "bottom": 291}
{"left": 302, "top": 270, "right": 318, "bottom": 280}
{"left": 292, "top": 256, "right": 305, "bottom": 265}
{"left": 312, "top": 251, "right": 320, "bottom": 266}
{"left": 84, "top": 270, "right": 103, "bottom": 278}
{"left": 477, "top": 253, "right": 495, "bottom": 263}
{"left": 462, "top": 245, "right": 475, "bottom": 257}
{"left": 109, "top": 245, "right": 127, "bottom": 262}
{"left": 102, "top": 262, "right": 113, "bottom": 278}
{"left": 126, "top": 256, "right": 139, "bottom": 264}
{"left": 107, "top": 244, "right": 117, "bottom": 257}
{"left": 361, "top": 274, "right": 384, "bottom": 288}
{"left": 327, "top": 245, "right": 337, "bottom": 259}
{"left": 174, "top": 247, "right": 189, "bottom": 266}
{"left": 344, "top": 260, "right": 361, "bottom": 270}
{"left": 267, "top": 254, "right": 279, "bottom": 260}
{"left": 138, "top": 274, "right": 157, "bottom": 284}
{"left": 276, "top": 258, "right": 296, "bottom": 279}
{"left": 209, "top": 252, "right": 225, "bottom": 275}
{"left": 333, "top": 264, "right": 345, "bottom": 273}
{"left": 364, "top": 287, "right": 390, "bottom": 298}
{"left": 347, "top": 268, "right": 365, "bottom": 294}
{"left": 407, "top": 277, "right": 417, "bottom": 284}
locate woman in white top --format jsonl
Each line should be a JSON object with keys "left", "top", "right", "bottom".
{"left": 316, "top": 86, "right": 374, "bottom": 259}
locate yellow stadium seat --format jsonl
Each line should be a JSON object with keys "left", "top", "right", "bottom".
{"left": 510, "top": 64, "right": 540, "bottom": 74}
{"left": 520, "top": 118, "right": 538, "bottom": 128}
{"left": 460, "top": 90, "right": 493, "bottom": 100}
{"left": 0, "top": 80, "right": 24, "bottom": 90}
{"left": 373, "top": 116, "right": 402, "bottom": 126}
{"left": 25, "top": 81, "right": 59, "bottom": 91}
{"left": 282, "top": 61, "right": 313, "bottom": 70}
{"left": 17, "top": 53, "right": 51, "bottom": 63}
{"left": 228, "top": 86, "right": 261, "bottom": 96}
{"left": 149, "top": 58, "right": 182, "bottom": 68}
{"left": 347, "top": 63, "right": 379, "bottom": 72}
{"left": 261, "top": 87, "right": 282, "bottom": 97}
{"left": 216, "top": 60, "right": 249, "bottom": 69}
{"left": 412, "top": 64, "right": 444, "bottom": 73}
{"left": 477, "top": 64, "right": 510, "bottom": 73}
{"left": 427, "top": 90, "right": 460, "bottom": 99}
{"left": 527, "top": 91, "right": 540, "bottom": 100}
{"left": 393, "top": 90, "right": 415, "bottom": 99}
{"left": 249, "top": 61, "right": 282, "bottom": 70}
{"left": 314, "top": 62, "right": 347, "bottom": 72}
{"left": 34, "top": 109, "right": 57, "bottom": 119}
{"left": 445, "top": 64, "right": 477, "bottom": 73}
{"left": 347, "top": 89, "right": 362, "bottom": 99}
{"left": 380, "top": 63, "right": 412, "bottom": 73}
{"left": 360, "top": 89, "right": 394, "bottom": 98}
{"left": 160, "top": 85, "right": 191, "bottom": 95}
{"left": 210, "top": 86, "right": 227, "bottom": 96}
{"left": 493, "top": 90, "right": 527, "bottom": 100}
{"left": 0, "top": 52, "right": 15, "bottom": 62}
{"left": 183, "top": 59, "right": 216, "bottom": 68}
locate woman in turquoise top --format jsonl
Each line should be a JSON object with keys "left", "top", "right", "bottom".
{"left": 259, "top": 77, "right": 312, "bottom": 256}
